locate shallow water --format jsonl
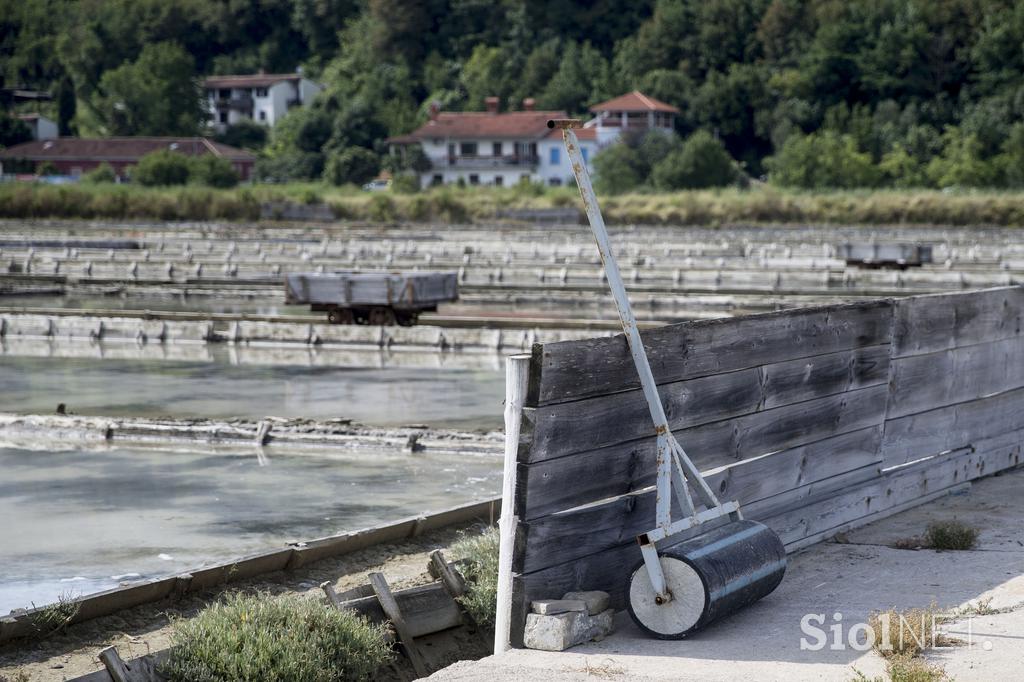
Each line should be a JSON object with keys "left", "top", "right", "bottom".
{"left": 0, "top": 355, "right": 504, "bottom": 429}
{"left": 0, "top": 443, "right": 501, "bottom": 613}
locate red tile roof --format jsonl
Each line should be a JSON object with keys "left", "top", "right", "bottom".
{"left": 403, "top": 110, "right": 567, "bottom": 140}
{"left": 589, "top": 91, "right": 680, "bottom": 114}
{"left": 203, "top": 73, "right": 302, "bottom": 89}
{"left": 0, "top": 137, "right": 255, "bottom": 162}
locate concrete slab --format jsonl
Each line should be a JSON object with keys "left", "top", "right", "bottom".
{"left": 429, "top": 468, "right": 1024, "bottom": 681}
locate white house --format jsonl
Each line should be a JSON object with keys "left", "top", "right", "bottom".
{"left": 388, "top": 91, "right": 679, "bottom": 189}
{"left": 202, "top": 73, "right": 322, "bottom": 132}
{"left": 17, "top": 113, "right": 58, "bottom": 140}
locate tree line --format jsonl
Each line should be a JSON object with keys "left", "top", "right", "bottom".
{"left": 3, "top": 0, "right": 1024, "bottom": 189}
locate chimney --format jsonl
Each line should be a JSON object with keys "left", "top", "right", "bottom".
{"left": 429, "top": 101, "right": 441, "bottom": 120}
{"left": 485, "top": 96, "right": 500, "bottom": 114}
{"left": 522, "top": 98, "right": 536, "bottom": 112}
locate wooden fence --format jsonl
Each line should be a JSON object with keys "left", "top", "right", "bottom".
{"left": 499, "top": 286, "right": 1024, "bottom": 647}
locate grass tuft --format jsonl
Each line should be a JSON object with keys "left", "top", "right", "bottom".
{"left": 851, "top": 654, "right": 950, "bottom": 682}
{"left": 449, "top": 526, "right": 500, "bottom": 628}
{"left": 923, "top": 520, "right": 979, "bottom": 551}
{"left": 868, "top": 605, "right": 956, "bottom": 658}
{"left": 30, "top": 592, "right": 80, "bottom": 637}
{"left": 163, "top": 592, "right": 391, "bottom": 682}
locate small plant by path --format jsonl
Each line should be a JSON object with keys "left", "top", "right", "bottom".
{"left": 163, "top": 591, "right": 391, "bottom": 682}
{"left": 29, "top": 592, "right": 79, "bottom": 637}
{"left": 449, "top": 526, "right": 499, "bottom": 628}
{"left": 889, "top": 519, "right": 979, "bottom": 551}
{"left": 924, "top": 520, "right": 979, "bottom": 551}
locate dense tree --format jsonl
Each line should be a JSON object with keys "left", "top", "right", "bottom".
{"left": 0, "top": 116, "right": 33, "bottom": 148}
{"left": 92, "top": 42, "right": 203, "bottom": 136}
{"left": 323, "top": 146, "right": 380, "bottom": 186}
{"left": 651, "top": 130, "right": 737, "bottom": 189}
{"left": 6, "top": 0, "right": 1024, "bottom": 188}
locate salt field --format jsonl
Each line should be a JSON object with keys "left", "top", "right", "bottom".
{"left": 0, "top": 442, "right": 501, "bottom": 613}
{"left": 0, "top": 355, "right": 504, "bottom": 429}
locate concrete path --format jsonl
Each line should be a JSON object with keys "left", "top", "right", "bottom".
{"left": 431, "top": 468, "right": 1024, "bottom": 681}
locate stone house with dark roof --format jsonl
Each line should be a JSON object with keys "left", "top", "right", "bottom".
{"left": 0, "top": 137, "right": 256, "bottom": 180}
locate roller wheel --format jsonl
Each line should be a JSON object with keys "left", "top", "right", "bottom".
{"left": 368, "top": 307, "right": 397, "bottom": 326}
{"left": 326, "top": 308, "right": 354, "bottom": 325}
{"left": 626, "top": 555, "right": 706, "bottom": 640}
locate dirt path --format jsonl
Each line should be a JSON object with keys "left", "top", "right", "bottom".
{"left": 0, "top": 523, "right": 484, "bottom": 681}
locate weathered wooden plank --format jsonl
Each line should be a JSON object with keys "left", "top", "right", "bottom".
{"left": 888, "top": 336, "right": 1024, "bottom": 418}
{"left": 517, "top": 425, "right": 883, "bottom": 522}
{"left": 370, "top": 573, "right": 432, "bottom": 678}
{"left": 892, "top": 286, "right": 1024, "bottom": 358}
{"left": 511, "top": 446, "right": 1022, "bottom": 642}
{"left": 340, "top": 582, "right": 462, "bottom": 638}
{"left": 514, "top": 435, "right": 883, "bottom": 575}
{"left": 521, "top": 345, "right": 889, "bottom": 460}
{"left": 526, "top": 299, "right": 893, "bottom": 406}
{"left": 521, "top": 381, "right": 888, "bottom": 479}
{"left": 881, "top": 386, "right": 1024, "bottom": 469}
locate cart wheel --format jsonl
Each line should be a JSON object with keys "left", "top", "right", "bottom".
{"left": 368, "top": 307, "right": 397, "bottom": 326}
{"left": 395, "top": 311, "right": 418, "bottom": 327}
{"left": 327, "top": 308, "right": 354, "bottom": 325}
{"left": 626, "top": 554, "right": 706, "bottom": 640}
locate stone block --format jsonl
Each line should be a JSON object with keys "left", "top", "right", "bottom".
{"left": 531, "top": 599, "right": 586, "bottom": 615}
{"left": 562, "top": 590, "right": 610, "bottom": 616}
{"left": 523, "top": 608, "right": 615, "bottom": 652}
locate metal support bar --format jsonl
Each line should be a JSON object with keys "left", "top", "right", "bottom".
{"left": 557, "top": 119, "right": 742, "bottom": 602}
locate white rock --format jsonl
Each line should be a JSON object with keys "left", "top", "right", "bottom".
{"left": 562, "top": 590, "right": 610, "bottom": 616}
{"left": 523, "top": 608, "right": 615, "bottom": 652}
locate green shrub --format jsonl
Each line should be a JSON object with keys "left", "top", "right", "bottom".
{"left": 926, "top": 128, "right": 999, "bottom": 188}
{"left": 82, "top": 162, "right": 117, "bottom": 184}
{"left": 651, "top": 130, "right": 737, "bottom": 190}
{"left": 214, "top": 119, "right": 268, "bottom": 151}
{"left": 189, "top": 155, "right": 239, "bottom": 188}
{"left": 164, "top": 592, "right": 391, "bottom": 682}
{"left": 924, "top": 520, "right": 979, "bottom": 550}
{"left": 324, "top": 147, "right": 380, "bottom": 186}
{"left": 133, "top": 149, "right": 191, "bottom": 186}
{"left": 766, "top": 131, "right": 882, "bottom": 189}
{"left": 450, "top": 526, "right": 499, "bottom": 627}
{"left": 37, "top": 161, "right": 59, "bottom": 176}
{"left": 254, "top": 151, "right": 324, "bottom": 182}
{"left": 391, "top": 173, "right": 420, "bottom": 194}
{"left": 592, "top": 142, "right": 645, "bottom": 195}
{"left": 367, "top": 194, "right": 397, "bottom": 222}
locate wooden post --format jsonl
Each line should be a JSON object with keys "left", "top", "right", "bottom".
{"left": 369, "top": 572, "right": 428, "bottom": 679}
{"left": 98, "top": 646, "right": 132, "bottom": 682}
{"left": 494, "top": 353, "right": 530, "bottom": 653}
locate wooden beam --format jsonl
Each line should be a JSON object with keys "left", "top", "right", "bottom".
{"left": 527, "top": 299, "right": 893, "bottom": 406}
{"left": 892, "top": 286, "right": 1023, "bottom": 358}
{"left": 339, "top": 581, "right": 462, "bottom": 638}
{"left": 369, "top": 572, "right": 429, "bottom": 679}
{"left": 881, "top": 386, "right": 1024, "bottom": 468}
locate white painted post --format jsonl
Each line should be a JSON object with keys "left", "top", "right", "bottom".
{"left": 494, "top": 353, "right": 530, "bottom": 653}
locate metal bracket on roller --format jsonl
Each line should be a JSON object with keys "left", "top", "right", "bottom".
{"left": 553, "top": 119, "right": 784, "bottom": 638}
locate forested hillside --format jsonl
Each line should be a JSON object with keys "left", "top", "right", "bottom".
{"left": 4, "top": 0, "right": 1024, "bottom": 189}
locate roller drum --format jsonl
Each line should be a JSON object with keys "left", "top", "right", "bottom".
{"left": 627, "top": 520, "right": 786, "bottom": 639}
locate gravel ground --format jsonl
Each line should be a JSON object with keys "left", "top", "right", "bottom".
{"left": 0, "top": 522, "right": 491, "bottom": 681}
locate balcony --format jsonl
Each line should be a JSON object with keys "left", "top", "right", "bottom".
{"left": 214, "top": 96, "right": 253, "bottom": 111}
{"left": 439, "top": 154, "right": 539, "bottom": 169}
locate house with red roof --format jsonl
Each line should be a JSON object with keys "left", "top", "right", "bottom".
{"left": 388, "top": 91, "right": 678, "bottom": 189}
{"left": 203, "top": 72, "right": 322, "bottom": 132}
{"left": 0, "top": 137, "right": 257, "bottom": 180}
